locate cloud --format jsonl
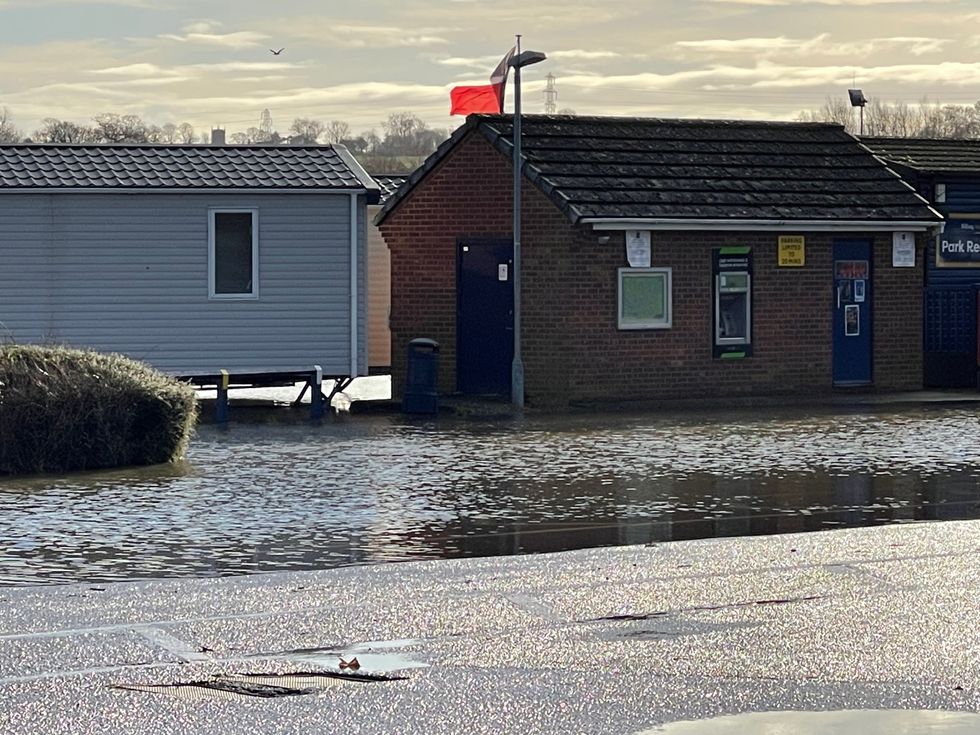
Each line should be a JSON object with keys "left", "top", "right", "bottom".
{"left": 550, "top": 49, "right": 623, "bottom": 60}
{"left": 676, "top": 36, "right": 812, "bottom": 54}
{"left": 436, "top": 48, "right": 623, "bottom": 71}
{"left": 185, "top": 61, "right": 308, "bottom": 73}
{"left": 558, "top": 59, "right": 980, "bottom": 94}
{"left": 180, "top": 20, "right": 221, "bottom": 34}
{"left": 703, "top": 0, "right": 956, "bottom": 5}
{"left": 675, "top": 34, "right": 949, "bottom": 58}
{"left": 0, "top": 0, "right": 151, "bottom": 5}
{"left": 436, "top": 55, "right": 506, "bottom": 69}
{"left": 270, "top": 19, "right": 454, "bottom": 48}
{"left": 91, "top": 63, "right": 177, "bottom": 77}
{"left": 158, "top": 31, "right": 269, "bottom": 49}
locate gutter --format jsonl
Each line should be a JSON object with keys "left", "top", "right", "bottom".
{"left": 0, "top": 187, "right": 373, "bottom": 195}
{"left": 582, "top": 218, "right": 943, "bottom": 233}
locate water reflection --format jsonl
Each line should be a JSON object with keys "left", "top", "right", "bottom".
{"left": 1, "top": 405, "right": 979, "bottom": 586}
{"left": 640, "top": 710, "right": 980, "bottom": 734}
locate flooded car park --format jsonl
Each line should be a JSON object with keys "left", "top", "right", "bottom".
{"left": 1, "top": 403, "right": 979, "bottom": 586}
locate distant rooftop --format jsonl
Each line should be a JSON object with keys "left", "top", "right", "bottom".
{"left": 0, "top": 144, "right": 379, "bottom": 198}
{"left": 863, "top": 136, "right": 980, "bottom": 174}
{"left": 371, "top": 174, "right": 408, "bottom": 205}
{"left": 378, "top": 115, "right": 939, "bottom": 226}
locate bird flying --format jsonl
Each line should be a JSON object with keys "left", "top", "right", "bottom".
{"left": 270, "top": 48, "right": 285, "bottom": 55}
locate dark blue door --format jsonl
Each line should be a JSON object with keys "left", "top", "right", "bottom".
{"left": 457, "top": 240, "right": 513, "bottom": 395}
{"left": 833, "top": 240, "right": 873, "bottom": 385}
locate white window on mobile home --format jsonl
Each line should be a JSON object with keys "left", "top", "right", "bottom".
{"left": 209, "top": 209, "right": 258, "bottom": 299}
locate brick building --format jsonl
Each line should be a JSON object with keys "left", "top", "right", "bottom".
{"left": 376, "top": 115, "right": 942, "bottom": 407}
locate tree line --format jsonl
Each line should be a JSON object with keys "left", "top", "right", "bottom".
{"left": 0, "top": 107, "right": 448, "bottom": 173}
{"left": 797, "top": 97, "right": 980, "bottom": 138}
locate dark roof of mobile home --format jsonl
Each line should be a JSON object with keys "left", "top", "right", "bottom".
{"left": 0, "top": 143, "right": 379, "bottom": 200}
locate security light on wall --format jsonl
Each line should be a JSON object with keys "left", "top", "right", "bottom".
{"left": 848, "top": 88, "right": 868, "bottom": 135}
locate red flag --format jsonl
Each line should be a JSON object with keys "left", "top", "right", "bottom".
{"left": 450, "top": 48, "right": 515, "bottom": 116}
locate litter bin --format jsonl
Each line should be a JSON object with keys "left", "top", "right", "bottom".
{"left": 402, "top": 338, "right": 440, "bottom": 414}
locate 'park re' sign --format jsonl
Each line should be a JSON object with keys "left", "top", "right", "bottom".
{"left": 938, "top": 219, "right": 980, "bottom": 267}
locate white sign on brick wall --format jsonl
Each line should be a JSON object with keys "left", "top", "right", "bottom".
{"left": 626, "top": 230, "right": 651, "bottom": 268}
{"left": 892, "top": 232, "right": 915, "bottom": 267}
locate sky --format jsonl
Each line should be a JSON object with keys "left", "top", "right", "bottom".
{"left": 2, "top": 0, "right": 980, "bottom": 139}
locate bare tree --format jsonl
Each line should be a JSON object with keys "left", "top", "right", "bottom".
{"left": 229, "top": 126, "right": 281, "bottom": 145}
{"left": 0, "top": 107, "right": 20, "bottom": 143}
{"left": 93, "top": 113, "right": 150, "bottom": 143}
{"left": 381, "top": 112, "right": 426, "bottom": 140}
{"left": 376, "top": 112, "right": 446, "bottom": 156}
{"left": 799, "top": 95, "right": 980, "bottom": 139}
{"left": 797, "top": 96, "right": 856, "bottom": 133}
{"left": 32, "top": 118, "right": 98, "bottom": 143}
{"left": 288, "top": 117, "right": 326, "bottom": 144}
{"left": 323, "top": 120, "right": 351, "bottom": 144}
{"left": 177, "top": 122, "right": 195, "bottom": 144}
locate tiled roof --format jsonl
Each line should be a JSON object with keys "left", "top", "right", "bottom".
{"left": 377, "top": 115, "right": 939, "bottom": 226}
{"left": 0, "top": 144, "right": 379, "bottom": 198}
{"left": 862, "top": 136, "right": 980, "bottom": 173}
{"left": 372, "top": 174, "right": 407, "bottom": 204}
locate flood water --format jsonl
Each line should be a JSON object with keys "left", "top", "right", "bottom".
{"left": 1, "top": 404, "right": 979, "bottom": 586}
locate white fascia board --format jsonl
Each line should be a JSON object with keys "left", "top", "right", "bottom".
{"left": 583, "top": 218, "right": 941, "bottom": 233}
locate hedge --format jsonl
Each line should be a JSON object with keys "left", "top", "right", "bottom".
{"left": 0, "top": 344, "right": 198, "bottom": 475}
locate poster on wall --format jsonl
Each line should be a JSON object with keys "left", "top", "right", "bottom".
{"left": 845, "top": 305, "right": 860, "bottom": 336}
{"left": 892, "top": 231, "right": 916, "bottom": 267}
{"left": 626, "top": 230, "right": 651, "bottom": 268}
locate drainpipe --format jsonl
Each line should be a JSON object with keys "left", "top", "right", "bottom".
{"left": 350, "top": 193, "right": 359, "bottom": 378}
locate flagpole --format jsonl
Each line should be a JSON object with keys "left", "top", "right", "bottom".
{"left": 511, "top": 33, "right": 524, "bottom": 409}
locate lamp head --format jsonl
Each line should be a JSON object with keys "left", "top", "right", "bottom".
{"left": 511, "top": 50, "right": 547, "bottom": 69}
{"left": 848, "top": 89, "right": 868, "bottom": 107}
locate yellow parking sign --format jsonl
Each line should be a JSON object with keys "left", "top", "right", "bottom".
{"left": 778, "top": 235, "right": 805, "bottom": 267}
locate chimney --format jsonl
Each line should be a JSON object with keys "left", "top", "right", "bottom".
{"left": 210, "top": 127, "right": 226, "bottom": 145}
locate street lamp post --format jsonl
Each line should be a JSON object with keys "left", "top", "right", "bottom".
{"left": 509, "top": 38, "right": 546, "bottom": 409}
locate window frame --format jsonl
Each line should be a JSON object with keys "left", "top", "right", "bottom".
{"left": 617, "top": 267, "right": 672, "bottom": 330}
{"left": 208, "top": 208, "right": 259, "bottom": 300}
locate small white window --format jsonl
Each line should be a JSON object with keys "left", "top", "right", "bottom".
{"left": 618, "top": 267, "right": 672, "bottom": 329}
{"left": 209, "top": 209, "right": 258, "bottom": 299}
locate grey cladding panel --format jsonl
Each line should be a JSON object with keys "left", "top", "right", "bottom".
{"left": 0, "top": 193, "right": 366, "bottom": 376}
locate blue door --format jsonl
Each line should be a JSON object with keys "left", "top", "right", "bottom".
{"left": 833, "top": 240, "right": 873, "bottom": 385}
{"left": 457, "top": 240, "right": 513, "bottom": 395}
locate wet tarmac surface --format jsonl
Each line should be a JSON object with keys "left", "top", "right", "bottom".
{"left": 640, "top": 710, "right": 980, "bottom": 733}
{"left": 1, "top": 404, "right": 979, "bottom": 586}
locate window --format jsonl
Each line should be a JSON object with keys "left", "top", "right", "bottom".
{"left": 713, "top": 248, "right": 752, "bottom": 358}
{"left": 618, "top": 267, "right": 672, "bottom": 329}
{"left": 209, "top": 209, "right": 258, "bottom": 298}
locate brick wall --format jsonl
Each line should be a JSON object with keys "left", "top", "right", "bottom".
{"left": 380, "top": 131, "right": 925, "bottom": 406}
